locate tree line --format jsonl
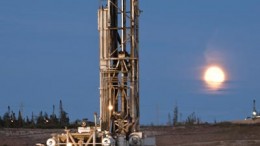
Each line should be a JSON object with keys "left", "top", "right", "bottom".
{"left": 0, "top": 101, "right": 203, "bottom": 128}
{"left": 0, "top": 100, "right": 84, "bottom": 129}
{"left": 165, "top": 104, "right": 202, "bottom": 126}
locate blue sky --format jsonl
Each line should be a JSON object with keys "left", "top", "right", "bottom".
{"left": 0, "top": 0, "right": 260, "bottom": 125}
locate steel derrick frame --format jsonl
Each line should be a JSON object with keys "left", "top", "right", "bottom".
{"left": 98, "top": 0, "right": 140, "bottom": 135}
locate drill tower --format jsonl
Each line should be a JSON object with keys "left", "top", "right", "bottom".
{"left": 98, "top": 0, "right": 140, "bottom": 135}
{"left": 41, "top": 1, "right": 155, "bottom": 146}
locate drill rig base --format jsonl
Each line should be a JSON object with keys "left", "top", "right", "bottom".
{"left": 41, "top": 126, "right": 156, "bottom": 146}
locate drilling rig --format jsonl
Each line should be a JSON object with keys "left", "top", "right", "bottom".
{"left": 39, "top": 1, "right": 155, "bottom": 146}
{"left": 98, "top": 0, "right": 140, "bottom": 136}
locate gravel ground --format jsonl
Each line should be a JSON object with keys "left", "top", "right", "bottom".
{"left": 144, "top": 124, "right": 260, "bottom": 146}
{"left": 1, "top": 123, "right": 260, "bottom": 146}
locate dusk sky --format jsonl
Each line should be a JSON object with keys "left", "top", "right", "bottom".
{"left": 1, "top": 0, "right": 260, "bottom": 125}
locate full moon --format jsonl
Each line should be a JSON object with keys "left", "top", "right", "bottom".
{"left": 204, "top": 66, "right": 226, "bottom": 90}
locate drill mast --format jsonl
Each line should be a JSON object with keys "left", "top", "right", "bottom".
{"left": 98, "top": 0, "right": 140, "bottom": 135}
{"left": 42, "top": 1, "right": 152, "bottom": 146}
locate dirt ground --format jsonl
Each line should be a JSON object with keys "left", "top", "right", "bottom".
{"left": 0, "top": 128, "right": 63, "bottom": 146}
{"left": 144, "top": 123, "right": 260, "bottom": 146}
{"left": 1, "top": 123, "right": 260, "bottom": 146}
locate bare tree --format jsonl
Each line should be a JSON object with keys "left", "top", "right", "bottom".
{"left": 173, "top": 105, "right": 179, "bottom": 126}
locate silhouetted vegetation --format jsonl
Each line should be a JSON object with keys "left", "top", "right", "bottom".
{"left": 173, "top": 105, "right": 179, "bottom": 126}
{"left": 143, "top": 104, "right": 204, "bottom": 127}
{"left": 185, "top": 112, "right": 201, "bottom": 125}
{"left": 0, "top": 100, "right": 89, "bottom": 129}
